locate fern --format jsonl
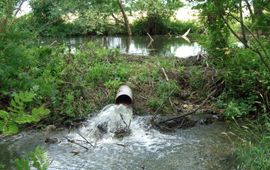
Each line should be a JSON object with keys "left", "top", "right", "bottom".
{"left": 0, "top": 92, "right": 50, "bottom": 135}
{"left": 15, "top": 146, "right": 48, "bottom": 170}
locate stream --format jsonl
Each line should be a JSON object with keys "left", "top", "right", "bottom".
{"left": 0, "top": 104, "right": 237, "bottom": 170}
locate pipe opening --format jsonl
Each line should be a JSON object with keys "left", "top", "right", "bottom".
{"left": 116, "top": 95, "right": 132, "bottom": 105}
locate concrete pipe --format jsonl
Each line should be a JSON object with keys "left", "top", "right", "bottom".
{"left": 115, "top": 85, "right": 133, "bottom": 105}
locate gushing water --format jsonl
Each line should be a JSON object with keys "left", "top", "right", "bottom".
{"left": 0, "top": 104, "right": 236, "bottom": 170}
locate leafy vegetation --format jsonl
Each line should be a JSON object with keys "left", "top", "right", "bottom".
{"left": 1, "top": 0, "right": 270, "bottom": 169}
{"left": 132, "top": 16, "right": 198, "bottom": 35}
{"left": 0, "top": 92, "right": 49, "bottom": 135}
{"left": 16, "top": 0, "right": 189, "bottom": 37}
{"left": 191, "top": 0, "right": 270, "bottom": 168}
{"left": 15, "top": 146, "right": 49, "bottom": 170}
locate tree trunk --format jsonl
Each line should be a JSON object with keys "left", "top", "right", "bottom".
{"left": 117, "top": 0, "right": 132, "bottom": 37}
{"left": 253, "top": 0, "right": 264, "bottom": 37}
{"left": 239, "top": 0, "right": 247, "bottom": 46}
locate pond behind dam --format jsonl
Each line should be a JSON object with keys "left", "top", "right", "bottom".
{"left": 42, "top": 35, "right": 204, "bottom": 58}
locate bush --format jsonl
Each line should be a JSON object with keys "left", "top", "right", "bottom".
{"left": 132, "top": 15, "right": 198, "bottom": 35}
{"left": 215, "top": 47, "right": 270, "bottom": 118}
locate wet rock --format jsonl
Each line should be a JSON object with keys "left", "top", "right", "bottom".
{"left": 114, "top": 128, "right": 131, "bottom": 138}
{"left": 151, "top": 115, "right": 197, "bottom": 132}
{"left": 97, "top": 122, "right": 108, "bottom": 133}
{"left": 198, "top": 114, "right": 223, "bottom": 125}
{"left": 45, "top": 137, "right": 59, "bottom": 144}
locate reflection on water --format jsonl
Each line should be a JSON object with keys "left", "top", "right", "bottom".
{"left": 45, "top": 36, "right": 204, "bottom": 58}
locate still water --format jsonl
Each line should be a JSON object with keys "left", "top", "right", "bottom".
{"left": 43, "top": 36, "right": 203, "bottom": 58}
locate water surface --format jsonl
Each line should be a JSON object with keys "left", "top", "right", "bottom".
{"left": 1, "top": 108, "right": 236, "bottom": 170}
{"left": 43, "top": 36, "right": 203, "bottom": 58}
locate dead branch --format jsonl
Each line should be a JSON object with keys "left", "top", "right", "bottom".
{"left": 77, "top": 132, "right": 94, "bottom": 147}
{"left": 120, "top": 113, "right": 129, "bottom": 128}
{"left": 116, "top": 143, "right": 128, "bottom": 147}
{"left": 161, "top": 67, "right": 169, "bottom": 82}
{"left": 221, "top": 15, "right": 270, "bottom": 73}
{"left": 111, "top": 13, "right": 125, "bottom": 25}
{"left": 147, "top": 33, "right": 154, "bottom": 42}
{"left": 159, "top": 89, "right": 217, "bottom": 124}
{"left": 64, "top": 137, "right": 89, "bottom": 150}
{"left": 153, "top": 89, "right": 176, "bottom": 118}
{"left": 14, "top": 0, "right": 26, "bottom": 17}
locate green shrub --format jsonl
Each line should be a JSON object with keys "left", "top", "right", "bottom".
{"left": 15, "top": 146, "right": 48, "bottom": 170}
{"left": 132, "top": 15, "right": 198, "bottom": 35}
{"left": 0, "top": 92, "right": 50, "bottom": 135}
{"left": 215, "top": 47, "right": 270, "bottom": 118}
{"left": 148, "top": 98, "right": 162, "bottom": 110}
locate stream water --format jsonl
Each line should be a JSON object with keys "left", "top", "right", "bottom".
{"left": 43, "top": 35, "right": 204, "bottom": 58}
{"left": 0, "top": 104, "right": 237, "bottom": 170}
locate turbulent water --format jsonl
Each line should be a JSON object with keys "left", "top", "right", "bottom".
{"left": 0, "top": 104, "right": 236, "bottom": 170}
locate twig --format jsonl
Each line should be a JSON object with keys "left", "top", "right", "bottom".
{"left": 227, "top": 13, "right": 270, "bottom": 60}
{"left": 14, "top": 0, "right": 26, "bottom": 17}
{"left": 120, "top": 113, "right": 129, "bottom": 128}
{"left": 159, "top": 89, "right": 217, "bottom": 124}
{"left": 77, "top": 132, "right": 94, "bottom": 147}
{"left": 153, "top": 89, "right": 176, "bottom": 118}
{"left": 49, "top": 40, "right": 57, "bottom": 47}
{"left": 181, "top": 28, "right": 191, "bottom": 43}
{"left": 161, "top": 67, "right": 169, "bottom": 82}
{"left": 64, "top": 137, "right": 89, "bottom": 150}
{"left": 116, "top": 143, "right": 128, "bottom": 147}
{"left": 111, "top": 13, "right": 125, "bottom": 25}
{"left": 221, "top": 15, "right": 270, "bottom": 72}
{"left": 147, "top": 40, "right": 153, "bottom": 48}
{"left": 169, "top": 97, "right": 178, "bottom": 113}
{"left": 147, "top": 32, "right": 154, "bottom": 42}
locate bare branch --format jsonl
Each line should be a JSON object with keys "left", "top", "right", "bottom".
{"left": 14, "top": 0, "right": 26, "bottom": 17}
{"left": 111, "top": 13, "right": 125, "bottom": 25}
{"left": 159, "top": 89, "right": 217, "bottom": 124}
{"left": 221, "top": 13, "right": 270, "bottom": 73}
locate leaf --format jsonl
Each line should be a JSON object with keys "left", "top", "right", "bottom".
{"left": 32, "top": 107, "right": 50, "bottom": 122}
{"left": 19, "top": 92, "right": 36, "bottom": 103}
{"left": 0, "top": 121, "right": 4, "bottom": 132}
{"left": 15, "top": 115, "right": 36, "bottom": 124}
{"left": 0, "top": 110, "right": 9, "bottom": 120}
{"left": 15, "top": 158, "right": 30, "bottom": 170}
{"left": 3, "top": 122, "right": 19, "bottom": 135}
{"left": 29, "top": 147, "right": 49, "bottom": 170}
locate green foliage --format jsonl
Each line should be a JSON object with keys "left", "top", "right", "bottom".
{"left": 148, "top": 98, "right": 162, "bottom": 110}
{"left": 237, "top": 144, "right": 270, "bottom": 170}
{"left": 132, "top": 16, "right": 197, "bottom": 35}
{"left": 194, "top": 1, "right": 229, "bottom": 62}
{"left": 188, "top": 66, "right": 204, "bottom": 91}
{"left": 15, "top": 146, "right": 49, "bottom": 170}
{"left": 0, "top": 92, "right": 50, "bottom": 135}
{"left": 134, "top": 0, "right": 182, "bottom": 18}
{"left": 234, "top": 116, "right": 270, "bottom": 170}
{"left": 221, "top": 99, "right": 253, "bottom": 119}
{"left": 23, "top": 0, "right": 184, "bottom": 36}
{"left": 215, "top": 47, "right": 270, "bottom": 118}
